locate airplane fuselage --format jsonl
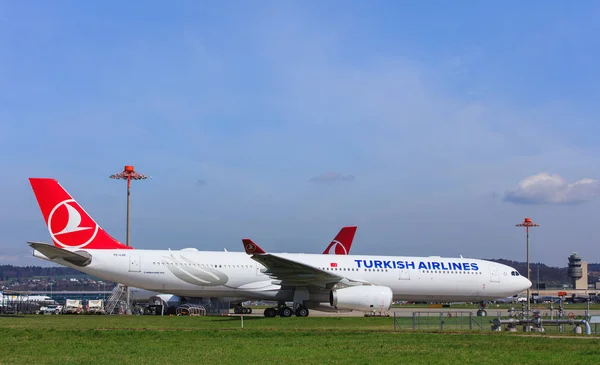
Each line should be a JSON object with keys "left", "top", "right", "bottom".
{"left": 39, "top": 248, "right": 530, "bottom": 304}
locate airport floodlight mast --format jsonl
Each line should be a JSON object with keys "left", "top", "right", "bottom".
{"left": 515, "top": 217, "right": 539, "bottom": 328}
{"left": 109, "top": 165, "right": 150, "bottom": 314}
{"left": 109, "top": 165, "right": 150, "bottom": 247}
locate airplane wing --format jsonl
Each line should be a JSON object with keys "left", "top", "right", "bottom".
{"left": 27, "top": 241, "right": 92, "bottom": 267}
{"left": 242, "top": 239, "right": 368, "bottom": 288}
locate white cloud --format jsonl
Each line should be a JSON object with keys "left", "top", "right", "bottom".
{"left": 503, "top": 172, "right": 600, "bottom": 205}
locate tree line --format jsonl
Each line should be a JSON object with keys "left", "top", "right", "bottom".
{"left": 1, "top": 265, "right": 82, "bottom": 280}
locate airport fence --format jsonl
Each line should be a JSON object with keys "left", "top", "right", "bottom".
{"left": 0, "top": 299, "right": 42, "bottom": 315}
{"left": 393, "top": 311, "right": 486, "bottom": 331}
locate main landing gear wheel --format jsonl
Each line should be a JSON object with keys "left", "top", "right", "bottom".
{"left": 263, "top": 302, "right": 298, "bottom": 318}
{"left": 264, "top": 308, "right": 277, "bottom": 317}
{"left": 234, "top": 306, "right": 253, "bottom": 314}
{"left": 263, "top": 301, "right": 307, "bottom": 318}
{"left": 295, "top": 306, "right": 309, "bottom": 317}
{"left": 279, "top": 306, "right": 293, "bottom": 317}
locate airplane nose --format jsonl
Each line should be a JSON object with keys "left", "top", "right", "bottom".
{"left": 522, "top": 276, "right": 532, "bottom": 290}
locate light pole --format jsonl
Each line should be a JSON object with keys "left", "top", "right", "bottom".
{"left": 110, "top": 165, "right": 149, "bottom": 314}
{"left": 516, "top": 217, "right": 539, "bottom": 329}
{"left": 537, "top": 265, "right": 540, "bottom": 292}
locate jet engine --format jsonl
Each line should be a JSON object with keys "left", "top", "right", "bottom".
{"left": 149, "top": 294, "right": 182, "bottom": 308}
{"left": 329, "top": 285, "right": 393, "bottom": 312}
{"left": 303, "top": 301, "right": 353, "bottom": 313}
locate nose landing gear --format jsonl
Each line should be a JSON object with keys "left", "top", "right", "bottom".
{"left": 476, "top": 301, "right": 487, "bottom": 316}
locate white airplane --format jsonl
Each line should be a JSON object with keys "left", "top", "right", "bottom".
{"left": 0, "top": 292, "right": 57, "bottom": 306}
{"left": 128, "top": 225, "right": 358, "bottom": 310}
{"left": 26, "top": 177, "right": 531, "bottom": 317}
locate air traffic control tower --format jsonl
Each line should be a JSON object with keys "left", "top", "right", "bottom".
{"left": 567, "top": 252, "right": 588, "bottom": 290}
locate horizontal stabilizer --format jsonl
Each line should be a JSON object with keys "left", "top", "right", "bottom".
{"left": 27, "top": 241, "right": 92, "bottom": 267}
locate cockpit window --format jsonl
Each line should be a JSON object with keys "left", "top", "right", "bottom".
{"left": 510, "top": 271, "right": 521, "bottom": 276}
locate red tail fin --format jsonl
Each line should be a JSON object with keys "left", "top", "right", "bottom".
{"left": 28, "top": 178, "right": 133, "bottom": 250}
{"left": 242, "top": 238, "right": 266, "bottom": 254}
{"left": 322, "top": 226, "right": 357, "bottom": 255}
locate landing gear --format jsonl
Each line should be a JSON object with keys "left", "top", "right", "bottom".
{"left": 279, "top": 306, "right": 293, "bottom": 317}
{"left": 476, "top": 301, "right": 487, "bottom": 317}
{"left": 262, "top": 302, "right": 310, "bottom": 317}
{"left": 264, "top": 307, "right": 277, "bottom": 317}
{"left": 295, "top": 306, "right": 309, "bottom": 317}
{"left": 234, "top": 305, "right": 253, "bottom": 315}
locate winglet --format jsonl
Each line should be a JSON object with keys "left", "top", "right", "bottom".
{"left": 322, "top": 226, "right": 357, "bottom": 255}
{"left": 242, "top": 238, "right": 266, "bottom": 254}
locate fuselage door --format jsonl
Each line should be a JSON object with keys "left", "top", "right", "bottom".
{"left": 399, "top": 269, "right": 410, "bottom": 280}
{"left": 129, "top": 254, "right": 141, "bottom": 272}
{"left": 490, "top": 267, "right": 500, "bottom": 282}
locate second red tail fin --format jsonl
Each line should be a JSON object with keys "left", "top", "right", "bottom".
{"left": 322, "top": 226, "right": 357, "bottom": 255}
{"left": 242, "top": 238, "right": 266, "bottom": 254}
{"left": 29, "top": 178, "right": 133, "bottom": 250}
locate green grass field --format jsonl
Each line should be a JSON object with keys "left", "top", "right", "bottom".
{"left": 1, "top": 315, "right": 599, "bottom": 365}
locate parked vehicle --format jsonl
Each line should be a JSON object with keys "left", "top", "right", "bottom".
{"left": 37, "top": 304, "right": 63, "bottom": 314}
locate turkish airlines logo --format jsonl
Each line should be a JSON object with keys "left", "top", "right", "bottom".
{"left": 324, "top": 240, "right": 348, "bottom": 255}
{"left": 245, "top": 243, "right": 256, "bottom": 253}
{"left": 47, "top": 199, "right": 99, "bottom": 248}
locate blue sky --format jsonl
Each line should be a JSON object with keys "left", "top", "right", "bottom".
{"left": 1, "top": 1, "right": 600, "bottom": 267}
